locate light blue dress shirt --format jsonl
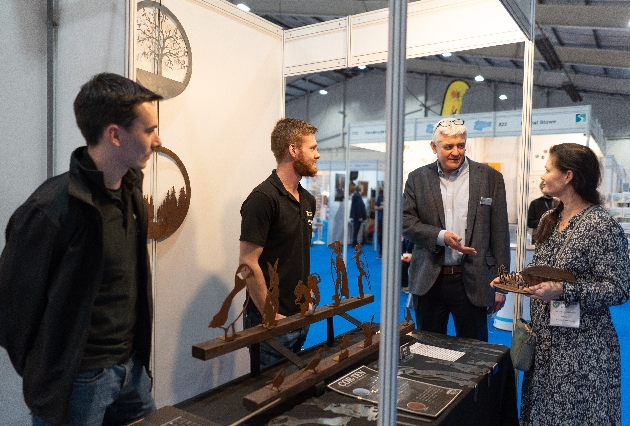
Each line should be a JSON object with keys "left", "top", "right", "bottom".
{"left": 436, "top": 158, "right": 469, "bottom": 266}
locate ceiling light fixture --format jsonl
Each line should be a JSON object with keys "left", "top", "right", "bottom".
{"left": 442, "top": 52, "right": 452, "bottom": 57}
{"left": 357, "top": 65, "right": 367, "bottom": 70}
{"left": 319, "top": 89, "right": 328, "bottom": 95}
{"left": 474, "top": 75, "right": 484, "bottom": 82}
{"left": 499, "top": 94, "right": 507, "bottom": 100}
{"left": 236, "top": 3, "right": 250, "bottom": 12}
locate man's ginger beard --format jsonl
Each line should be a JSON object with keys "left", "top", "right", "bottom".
{"left": 293, "top": 149, "right": 317, "bottom": 177}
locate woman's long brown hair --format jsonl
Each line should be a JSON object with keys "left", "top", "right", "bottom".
{"left": 533, "top": 143, "right": 602, "bottom": 244}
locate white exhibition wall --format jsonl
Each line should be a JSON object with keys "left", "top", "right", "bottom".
{"left": 0, "top": 3, "right": 48, "bottom": 423}
{"left": 145, "top": 0, "right": 283, "bottom": 406}
{"left": 54, "top": 0, "right": 131, "bottom": 175}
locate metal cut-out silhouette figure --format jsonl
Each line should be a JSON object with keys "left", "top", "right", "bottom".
{"left": 351, "top": 244, "right": 371, "bottom": 298}
{"left": 360, "top": 315, "right": 375, "bottom": 348}
{"left": 298, "top": 347, "right": 325, "bottom": 376}
{"left": 209, "top": 264, "right": 252, "bottom": 341}
{"left": 266, "top": 367, "right": 286, "bottom": 392}
{"left": 262, "top": 260, "right": 280, "bottom": 329}
{"left": 328, "top": 241, "right": 348, "bottom": 307}
{"left": 334, "top": 333, "right": 350, "bottom": 362}
{"left": 294, "top": 273, "right": 321, "bottom": 316}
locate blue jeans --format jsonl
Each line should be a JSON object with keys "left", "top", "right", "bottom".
{"left": 243, "top": 309, "right": 309, "bottom": 368}
{"left": 32, "top": 355, "right": 155, "bottom": 426}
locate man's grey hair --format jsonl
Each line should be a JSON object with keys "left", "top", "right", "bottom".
{"left": 432, "top": 118, "right": 467, "bottom": 144}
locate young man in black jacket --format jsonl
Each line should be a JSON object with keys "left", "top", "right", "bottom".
{"left": 0, "top": 73, "right": 162, "bottom": 426}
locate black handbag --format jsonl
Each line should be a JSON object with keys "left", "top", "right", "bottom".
{"left": 511, "top": 318, "right": 536, "bottom": 371}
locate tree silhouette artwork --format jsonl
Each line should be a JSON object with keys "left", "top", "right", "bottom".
{"left": 136, "top": 1, "right": 192, "bottom": 98}
{"left": 144, "top": 146, "right": 191, "bottom": 240}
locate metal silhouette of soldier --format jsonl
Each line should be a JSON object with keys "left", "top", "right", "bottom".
{"left": 351, "top": 244, "right": 370, "bottom": 298}
{"left": 328, "top": 240, "right": 348, "bottom": 307}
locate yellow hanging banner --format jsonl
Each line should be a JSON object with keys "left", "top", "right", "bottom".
{"left": 441, "top": 80, "right": 470, "bottom": 116}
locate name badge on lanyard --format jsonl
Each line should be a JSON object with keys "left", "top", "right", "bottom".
{"left": 549, "top": 301, "right": 580, "bottom": 328}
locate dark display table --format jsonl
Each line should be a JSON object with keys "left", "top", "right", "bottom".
{"left": 174, "top": 330, "right": 518, "bottom": 426}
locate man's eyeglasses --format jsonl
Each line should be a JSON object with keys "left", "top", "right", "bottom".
{"left": 435, "top": 118, "right": 465, "bottom": 129}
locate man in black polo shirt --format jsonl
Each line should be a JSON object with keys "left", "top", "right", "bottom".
{"left": 240, "top": 118, "right": 319, "bottom": 367}
{"left": 0, "top": 73, "right": 162, "bottom": 425}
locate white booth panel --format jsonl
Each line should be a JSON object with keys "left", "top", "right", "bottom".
{"left": 146, "top": 0, "right": 283, "bottom": 407}
{"left": 348, "top": 0, "right": 526, "bottom": 67}
{"left": 0, "top": 2, "right": 48, "bottom": 423}
{"left": 284, "top": 19, "right": 348, "bottom": 76}
{"left": 54, "top": 0, "right": 131, "bottom": 174}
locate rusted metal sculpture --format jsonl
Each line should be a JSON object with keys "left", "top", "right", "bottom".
{"left": 359, "top": 314, "right": 375, "bottom": 348}
{"left": 328, "top": 241, "right": 348, "bottom": 307}
{"left": 261, "top": 260, "right": 280, "bottom": 329}
{"left": 266, "top": 367, "right": 286, "bottom": 392}
{"left": 208, "top": 264, "right": 252, "bottom": 341}
{"left": 298, "top": 347, "right": 325, "bottom": 376}
{"left": 351, "top": 244, "right": 370, "bottom": 299}
{"left": 494, "top": 264, "right": 577, "bottom": 294}
{"left": 333, "top": 333, "right": 350, "bottom": 362}
{"left": 294, "top": 273, "right": 321, "bottom": 316}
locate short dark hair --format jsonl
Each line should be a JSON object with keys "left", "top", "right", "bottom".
{"left": 73, "top": 73, "right": 163, "bottom": 146}
{"left": 270, "top": 118, "right": 318, "bottom": 162}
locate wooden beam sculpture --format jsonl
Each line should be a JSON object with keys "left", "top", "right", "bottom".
{"left": 194, "top": 295, "right": 375, "bottom": 361}
{"left": 208, "top": 264, "right": 253, "bottom": 341}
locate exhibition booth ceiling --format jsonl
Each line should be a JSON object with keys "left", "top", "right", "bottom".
{"left": 237, "top": 0, "right": 630, "bottom": 104}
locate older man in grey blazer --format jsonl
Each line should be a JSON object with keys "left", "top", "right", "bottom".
{"left": 402, "top": 118, "right": 509, "bottom": 342}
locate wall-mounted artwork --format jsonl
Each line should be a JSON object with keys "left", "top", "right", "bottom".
{"left": 144, "top": 147, "right": 191, "bottom": 240}
{"left": 136, "top": 0, "right": 192, "bottom": 98}
{"left": 357, "top": 181, "right": 369, "bottom": 197}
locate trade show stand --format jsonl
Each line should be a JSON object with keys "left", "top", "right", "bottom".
{"left": 158, "top": 330, "right": 517, "bottom": 426}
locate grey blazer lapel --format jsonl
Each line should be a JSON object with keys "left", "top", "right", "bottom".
{"left": 428, "top": 162, "right": 445, "bottom": 228}
{"left": 466, "top": 159, "right": 481, "bottom": 243}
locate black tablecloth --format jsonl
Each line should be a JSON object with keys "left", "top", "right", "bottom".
{"left": 178, "top": 330, "right": 518, "bottom": 426}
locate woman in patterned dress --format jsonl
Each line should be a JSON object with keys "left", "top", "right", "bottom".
{"left": 497, "top": 143, "right": 630, "bottom": 425}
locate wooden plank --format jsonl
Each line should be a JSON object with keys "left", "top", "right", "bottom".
{"left": 242, "top": 321, "right": 416, "bottom": 411}
{"left": 192, "top": 294, "right": 375, "bottom": 361}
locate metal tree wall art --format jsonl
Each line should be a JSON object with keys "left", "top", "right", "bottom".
{"left": 136, "top": 1, "right": 192, "bottom": 98}
{"left": 144, "top": 147, "right": 191, "bottom": 240}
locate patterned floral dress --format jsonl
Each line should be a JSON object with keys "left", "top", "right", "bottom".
{"left": 519, "top": 206, "right": 630, "bottom": 426}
